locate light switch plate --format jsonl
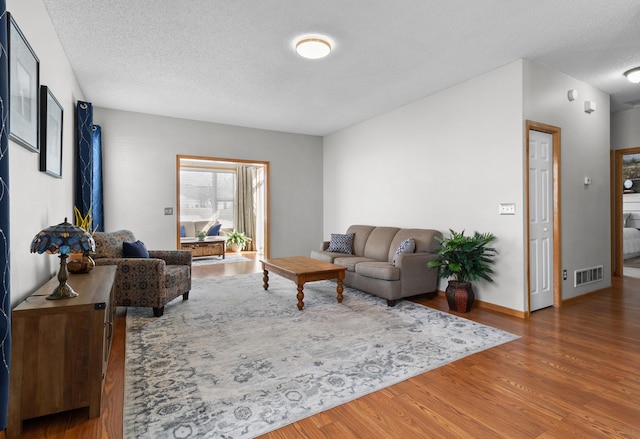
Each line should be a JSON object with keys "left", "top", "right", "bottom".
{"left": 164, "top": 207, "right": 174, "bottom": 215}
{"left": 499, "top": 203, "right": 516, "bottom": 215}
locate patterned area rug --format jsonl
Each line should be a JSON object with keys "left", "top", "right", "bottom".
{"left": 124, "top": 273, "right": 518, "bottom": 438}
{"left": 191, "top": 253, "right": 251, "bottom": 266}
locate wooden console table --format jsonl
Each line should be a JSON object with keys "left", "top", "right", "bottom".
{"left": 7, "top": 266, "right": 117, "bottom": 438}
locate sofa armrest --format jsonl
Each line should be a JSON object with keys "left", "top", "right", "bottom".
{"left": 394, "top": 252, "right": 438, "bottom": 270}
{"left": 148, "top": 250, "right": 192, "bottom": 266}
{"left": 395, "top": 252, "right": 440, "bottom": 294}
{"left": 94, "top": 258, "right": 124, "bottom": 266}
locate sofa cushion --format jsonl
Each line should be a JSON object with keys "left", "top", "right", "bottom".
{"left": 345, "top": 225, "right": 376, "bottom": 256}
{"left": 123, "top": 240, "right": 150, "bottom": 258}
{"left": 327, "top": 233, "right": 355, "bottom": 254}
{"left": 392, "top": 238, "right": 415, "bottom": 266}
{"left": 207, "top": 223, "right": 222, "bottom": 236}
{"left": 180, "top": 225, "right": 186, "bottom": 237}
{"left": 180, "top": 222, "right": 196, "bottom": 238}
{"left": 363, "top": 227, "right": 400, "bottom": 261}
{"left": 310, "top": 250, "right": 354, "bottom": 263}
{"left": 355, "top": 261, "right": 400, "bottom": 281}
{"left": 334, "top": 256, "right": 377, "bottom": 272}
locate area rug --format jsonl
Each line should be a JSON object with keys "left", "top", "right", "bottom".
{"left": 124, "top": 273, "right": 518, "bottom": 439}
{"left": 191, "top": 253, "right": 251, "bottom": 266}
{"left": 624, "top": 255, "right": 640, "bottom": 269}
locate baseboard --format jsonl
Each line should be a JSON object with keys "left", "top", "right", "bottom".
{"left": 437, "top": 290, "right": 528, "bottom": 319}
{"left": 561, "top": 286, "right": 610, "bottom": 306}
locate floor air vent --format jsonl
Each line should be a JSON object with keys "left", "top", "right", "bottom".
{"left": 574, "top": 265, "right": 603, "bottom": 287}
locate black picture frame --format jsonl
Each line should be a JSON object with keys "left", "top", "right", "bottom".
{"left": 7, "top": 13, "right": 40, "bottom": 152}
{"left": 39, "top": 86, "right": 63, "bottom": 178}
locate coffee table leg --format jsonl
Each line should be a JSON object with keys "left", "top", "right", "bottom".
{"left": 297, "top": 283, "right": 305, "bottom": 310}
{"left": 336, "top": 279, "right": 344, "bottom": 303}
{"left": 263, "top": 270, "right": 269, "bottom": 290}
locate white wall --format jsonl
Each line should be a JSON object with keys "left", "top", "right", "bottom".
{"left": 324, "top": 59, "right": 612, "bottom": 311}
{"left": 93, "top": 108, "right": 324, "bottom": 258}
{"left": 8, "top": 0, "right": 85, "bottom": 306}
{"left": 523, "top": 60, "right": 611, "bottom": 300}
{"left": 611, "top": 107, "right": 640, "bottom": 150}
{"left": 324, "top": 61, "right": 527, "bottom": 311}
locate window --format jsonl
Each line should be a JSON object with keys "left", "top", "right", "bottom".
{"left": 180, "top": 167, "right": 235, "bottom": 229}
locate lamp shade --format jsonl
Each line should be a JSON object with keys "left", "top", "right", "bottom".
{"left": 30, "top": 218, "right": 95, "bottom": 255}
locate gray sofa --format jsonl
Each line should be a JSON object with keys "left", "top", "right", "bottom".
{"left": 310, "top": 225, "right": 442, "bottom": 306}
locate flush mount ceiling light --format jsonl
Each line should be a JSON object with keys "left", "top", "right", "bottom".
{"left": 624, "top": 67, "right": 640, "bottom": 83}
{"left": 295, "top": 37, "right": 331, "bottom": 60}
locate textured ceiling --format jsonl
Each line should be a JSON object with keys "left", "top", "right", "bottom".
{"left": 42, "top": 0, "right": 640, "bottom": 136}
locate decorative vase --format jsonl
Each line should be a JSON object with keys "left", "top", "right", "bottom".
{"left": 67, "top": 253, "right": 95, "bottom": 274}
{"left": 228, "top": 243, "right": 241, "bottom": 252}
{"left": 445, "top": 281, "right": 474, "bottom": 313}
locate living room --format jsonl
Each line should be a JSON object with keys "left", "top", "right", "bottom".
{"left": 7, "top": 0, "right": 629, "bottom": 313}
{"left": 2, "top": 0, "right": 640, "bottom": 437}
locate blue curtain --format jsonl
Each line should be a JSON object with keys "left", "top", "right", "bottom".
{"left": 92, "top": 125, "right": 104, "bottom": 232}
{"left": 76, "top": 102, "right": 104, "bottom": 232}
{"left": 0, "top": 1, "right": 11, "bottom": 430}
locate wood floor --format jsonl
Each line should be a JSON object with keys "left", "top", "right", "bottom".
{"left": 6, "top": 253, "right": 640, "bottom": 438}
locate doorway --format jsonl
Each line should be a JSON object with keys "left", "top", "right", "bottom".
{"left": 614, "top": 147, "right": 640, "bottom": 278}
{"left": 176, "top": 155, "right": 269, "bottom": 258}
{"left": 526, "top": 121, "right": 562, "bottom": 312}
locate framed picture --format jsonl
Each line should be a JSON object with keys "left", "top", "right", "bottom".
{"left": 7, "top": 13, "right": 40, "bottom": 152}
{"left": 39, "top": 86, "right": 63, "bottom": 178}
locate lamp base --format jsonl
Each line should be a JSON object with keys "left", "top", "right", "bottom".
{"left": 46, "top": 282, "right": 79, "bottom": 300}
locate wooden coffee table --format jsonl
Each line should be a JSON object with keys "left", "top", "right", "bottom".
{"left": 180, "top": 237, "right": 226, "bottom": 259}
{"left": 261, "top": 256, "right": 346, "bottom": 310}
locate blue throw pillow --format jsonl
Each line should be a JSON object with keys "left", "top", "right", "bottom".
{"left": 392, "top": 238, "right": 415, "bottom": 266}
{"left": 123, "top": 240, "right": 150, "bottom": 258}
{"left": 180, "top": 225, "right": 186, "bottom": 237}
{"left": 327, "top": 233, "right": 354, "bottom": 254}
{"left": 207, "top": 223, "right": 222, "bottom": 236}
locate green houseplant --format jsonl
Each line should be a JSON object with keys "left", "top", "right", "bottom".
{"left": 69, "top": 206, "right": 96, "bottom": 274}
{"left": 427, "top": 229, "right": 497, "bottom": 312}
{"left": 226, "top": 230, "right": 252, "bottom": 252}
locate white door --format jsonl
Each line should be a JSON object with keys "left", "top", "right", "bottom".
{"left": 529, "top": 130, "right": 554, "bottom": 311}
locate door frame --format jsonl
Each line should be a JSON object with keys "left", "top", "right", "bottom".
{"left": 175, "top": 154, "right": 270, "bottom": 258}
{"left": 526, "top": 120, "right": 562, "bottom": 313}
{"left": 613, "top": 146, "right": 640, "bottom": 277}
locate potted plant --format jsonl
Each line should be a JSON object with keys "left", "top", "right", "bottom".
{"left": 226, "top": 230, "right": 252, "bottom": 252}
{"left": 195, "top": 230, "right": 207, "bottom": 241}
{"left": 427, "top": 229, "right": 497, "bottom": 312}
{"left": 68, "top": 206, "right": 96, "bottom": 273}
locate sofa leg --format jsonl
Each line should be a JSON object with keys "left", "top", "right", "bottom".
{"left": 183, "top": 292, "right": 190, "bottom": 300}
{"left": 386, "top": 299, "right": 397, "bottom": 307}
{"left": 153, "top": 306, "right": 164, "bottom": 317}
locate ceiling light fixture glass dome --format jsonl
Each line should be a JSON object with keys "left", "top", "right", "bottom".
{"left": 624, "top": 67, "right": 640, "bottom": 83}
{"left": 295, "top": 37, "right": 332, "bottom": 60}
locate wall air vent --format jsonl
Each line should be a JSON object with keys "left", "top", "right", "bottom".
{"left": 574, "top": 265, "right": 603, "bottom": 287}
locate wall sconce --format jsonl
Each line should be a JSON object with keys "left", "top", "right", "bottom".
{"left": 567, "top": 90, "right": 578, "bottom": 101}
{"left": 584, "top": 101, "right": 596, "bottom": 114}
